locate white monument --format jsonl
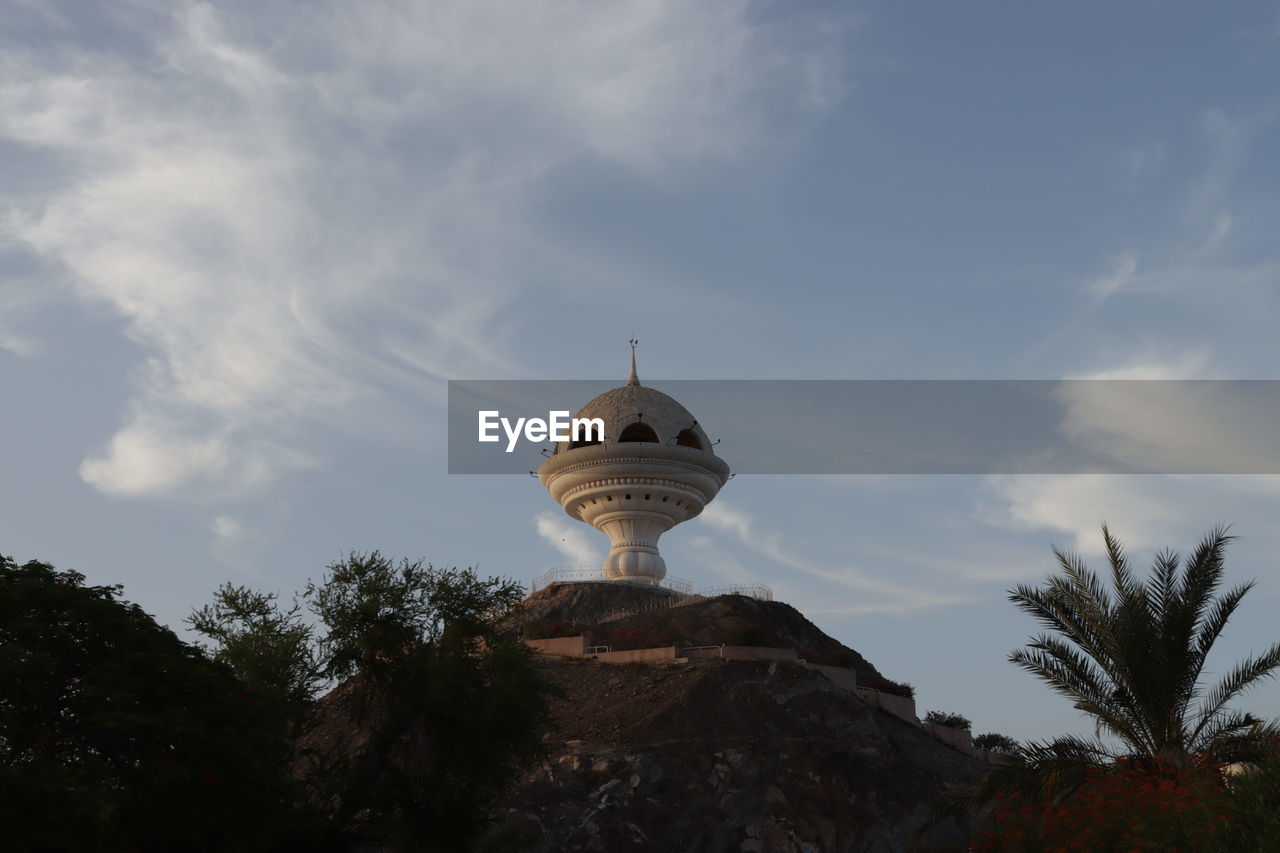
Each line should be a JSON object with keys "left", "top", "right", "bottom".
{"left": 537, "top": 342, "right": 731, "bottom": 586}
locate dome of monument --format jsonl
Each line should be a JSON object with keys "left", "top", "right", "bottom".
{"left": 552, "top": 353, "right": 712, "bottom": 454}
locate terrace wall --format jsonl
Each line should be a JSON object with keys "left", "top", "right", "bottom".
{"left": 590, "top": 646, "right": 680, "bottom": 664}
{"left": 526, "top": 635, "right": 588, "bottom": 657}
{"left": 523, "top": 638, "right": 924, "bottom": 732}
{"left": 923, "top": 722, "right": 977, "bottom": 755}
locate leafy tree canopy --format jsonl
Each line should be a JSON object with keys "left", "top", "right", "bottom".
{"left": 194, "top": 551, "right": 553, "bottom": 852}
{"left": 972, "top": 732, "right": 1020, "bottom": 755}
{"left": 303, "top": 550, "right": 527, "bottom": 680}
{"left": 0, "top": 555, "right": 296, "bottom": 852}
{"left": 188, "top": 583, "right": 322, "bottom": 724}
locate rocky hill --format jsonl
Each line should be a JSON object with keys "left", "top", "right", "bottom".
{"left": 304, "top": 583, "right": 983, "bottom": 851}
{"left": 485, "top": 656, "right": 980, "bottom": 852}
{"left": 483, "top": 583, "right": 981, "bottom": 851}
{"left": 517, "top": 583, "right": 886, "bottom": 677}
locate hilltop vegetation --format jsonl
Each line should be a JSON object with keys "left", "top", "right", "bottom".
{"left": 1, "top": 551, "right": 551, "bottom": 852}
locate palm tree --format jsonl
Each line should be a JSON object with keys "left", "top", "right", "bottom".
{"left": 984, "top": 524, "right": 1280, "bottom": 800}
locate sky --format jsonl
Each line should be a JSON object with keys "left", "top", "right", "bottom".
{"left": 4, "top": 0, "right": 1280, "bottom": 743}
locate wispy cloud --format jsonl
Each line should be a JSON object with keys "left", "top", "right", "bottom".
{"left": 0, "top": 281, "right": 40, "bottom": 356}
{"left": 1072, "top": 348, "right": 1213, "bottom": 381}
{"left": 1088, "top": 251, "right": 1139, "bottom": 302}
{"left": 535, "top": 512, "right": 602, "bottom": 567}
{"left": 1124, "top": 142, "right": 1165, "bottom": 181}
{"left": 697, "top": 500, "right": 976, "bottom": 615}
{"left": 212, "top": 515, "right": 241, "bottom": 541}
{"left": 0, "top": 1, "right": 846, "bottom": 498}
{"left": 978, "top": 473, "right": 1280, "bottom": 558}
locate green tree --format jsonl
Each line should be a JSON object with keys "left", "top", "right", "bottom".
{"left": 981, "top": 525, "right": 1280, "bottom": 803}
{"left": 188, "top": 583, "right": 322, "bottom": 723}
{"left": 296, "top": 552, "right": 554, "bottom": 851}
{"left": 0, "top": 555, "right": 295, "bottom": 852}
{"left": 973, "top": 733, "right": 1020, "bottom": 755}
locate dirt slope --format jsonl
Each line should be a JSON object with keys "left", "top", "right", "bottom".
{"left": 486, "top": 656, "right": 980, "bottom": 852}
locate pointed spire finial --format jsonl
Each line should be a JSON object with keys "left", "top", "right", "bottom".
{"left": 627, "top": 338, "right": 640, "bottom": 386}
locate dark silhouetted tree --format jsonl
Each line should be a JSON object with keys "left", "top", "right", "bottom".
{"left": 0, "top": 555, "right": 297, "bottom": 852}
{"left": 188, "top": 583, "right": 323, "bottom": 726}
{"left": 279, "top": 552, "right": 553, "bottom": 851}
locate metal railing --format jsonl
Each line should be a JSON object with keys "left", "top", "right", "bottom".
{"left": 530, "top": 565, "right": 693, "bottom": 596}
{"left": 530, "top": 565, "right": 601, "bottom": 592}
{"left": 663, "top": 576, "right": 694, "bottom": 595}
{"left": 701, "top": 584, "right": 774, "bottom": 601}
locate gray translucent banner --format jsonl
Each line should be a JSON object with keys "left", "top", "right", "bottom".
{"left": 447, "top": 380, "right": 1280, "bottom": 474}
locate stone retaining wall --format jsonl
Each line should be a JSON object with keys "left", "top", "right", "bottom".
{"left": 525, "top": 637, "right": 936, "bottom": 742}
{"left": 526, "top": 635, "right": 588, "bottom": 656}
{"left": 590, "top": 646, "right": 680, "bottom": 664}
{"left": 924, "top": 722, "right": 977, "bottom": 755}
{"left": 871, "top": 690, "right": 919, "bottom": 724}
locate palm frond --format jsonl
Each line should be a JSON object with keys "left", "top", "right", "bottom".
{"left": 1190, "top": 580, "right": 1255, "bottom": 676}
{"left": 966, "top": 735, "right": 1111, "bottom": 807}
{"left": 1176, "top": 526, "right": 1233, "bottom": 638}
{"left": 1191, "top": 643, "right": 1280, "bottom": 745}
{"left": 1102, "top": 524, "right": 1134, "bottom": 592}
{"left": 1010, "top": 636, "right": 1150, "bottom": 752}
{"left": 1202, "top": 715, "right": 1280, "bottom": 765}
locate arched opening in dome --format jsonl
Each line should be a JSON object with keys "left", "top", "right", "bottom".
{"left": 617, "top": 422, "right": 660, "bottom": 443}
{"left": 568, "top": 418, "right": 604, "bottom": 449}
{"left": 676, "top": 428, "right": 704, "bottom": 450}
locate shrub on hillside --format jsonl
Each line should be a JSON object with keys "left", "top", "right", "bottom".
{"left": 860, "top": 673, "right": 916, "bottom": 699}
{"left": 973, "top": 732, "right": 1020, "bottom": 754}
{"left": 925, "top": 710, "right": 972, "bottom": 730}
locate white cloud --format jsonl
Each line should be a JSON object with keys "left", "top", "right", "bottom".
{"left": 0, "top": 1, "right": 846, "bottom": 497}
{"left": 978, "top": 473, "right": 1280, "bottom": 556}
{"left": 1088, "top": 251, "right": 1139, "bottom": 301}
{"left": 535, "top": 511, "right": 602, "bottom": 566}
{"left": 1052, "top": 351, "right": 1280, "bottom": 476}
{"left": 212, "top": 514, "right": 241, "bottom": 541}
{"left": 680, "top": 534, "right": 759, "bottom": 585}
{"left": 979, "top": 475, "right": 1179, "bottom": 554}
{"left": 1073, "top": 347, "right": 1212, "bottom": 380}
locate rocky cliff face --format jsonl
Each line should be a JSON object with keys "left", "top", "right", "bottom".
{"left": 486, "top": 656, "right": 979, "bottom": 852}
{"left": 484, "top": 582, "right": 985, "bottom": 853}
